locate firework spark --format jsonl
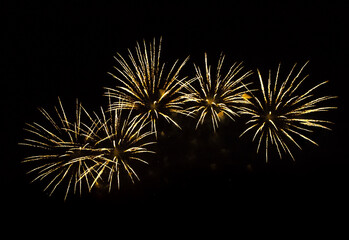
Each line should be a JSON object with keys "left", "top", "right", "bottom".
{"left": 240, "top": 61, "right": 337, "bottom": 162}
{"left": 184, "top": 53, "right": 252, "bottom": 131}
{"left": 105, "top": 37, "right": 190, "bottom": 137}
{"left": 20, "top": 98, "right": 155, "bottom": 199}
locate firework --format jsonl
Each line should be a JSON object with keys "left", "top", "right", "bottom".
{"left": 20, "top": 98, "right": 101, "bottom": 200}
{"left": 90, "top": 105, "right": 156, "bottom": 192}
{"left": 184, "top": 53, "right": 252, "bottom": 131}
{"left": 239, "top": 61, "right": 337, "bottom": 162}
{"left": 105, "top": 37, "right": 190, "bottom": 137}
{"left": 20, "top": 98, "right": 155, "bottom": 199}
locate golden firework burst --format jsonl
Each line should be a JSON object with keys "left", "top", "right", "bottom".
{"left": 184, "top": 53, "right": 252, "bottom": 131}
{"left": 240, "top": 61, "right": 337, "bottom": 162}
{"left": 20, "top": 98, "right": 102, "bottom": 200}
{"left": 90, "top": 106, "right": 156, "bottom": 192}
{"left": 105, "top": 37, "right": 190, "bottom": 137}
{"left": 20, "top": 98, "right": 155, "bottom": 200}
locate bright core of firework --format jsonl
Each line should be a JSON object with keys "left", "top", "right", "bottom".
{"left": 105, "top": 37, "right": 190, "bottom": 137}
{"left": 240, "top": 61, "right": 337, "bottom": 162}
{"left": 20, "top": 98, "right": 155, "bottom": 200}
{"left": 184, "top": 53, "right": 252, "bottom": 131}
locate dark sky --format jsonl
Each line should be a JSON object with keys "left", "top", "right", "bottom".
{"left": 3, "top": 0, "right": 349, "bottom": 232}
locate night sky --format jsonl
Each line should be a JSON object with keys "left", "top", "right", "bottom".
{"left": 3, "top": 0, "right": 349, "bottom": 233}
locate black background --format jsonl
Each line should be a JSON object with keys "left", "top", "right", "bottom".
{"left": 3, "top": 0, "right": 349, "bottom": 234}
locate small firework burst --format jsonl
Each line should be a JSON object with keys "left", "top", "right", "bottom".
{"left": 105, "top": 37, "right": 190, "bottom": 137}
{"left": 20, "top": 98, "right": 155, "bottom": 199}
{"left": 184, "top": 53, "right": 252, "bottom": 131}
{"left": 90, "top": 106, "right": 156, "bottom": 192}
{"left": 240, "top": 61, "right": 337, "bottom": 162}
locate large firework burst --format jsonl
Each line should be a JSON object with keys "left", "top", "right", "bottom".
{"left": 20, "top": 98, "right": 155, "bottom": 200}
{"left": 184, "top": 53, "right": 252, "bottom": 131}
{"left": 240, "top": 61, "right": 337, "bottom": 162}
{"left": 105, "top": 38, "right": 190, "bottom": 137}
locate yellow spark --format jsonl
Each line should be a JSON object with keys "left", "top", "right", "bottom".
{"left": 217, "top": 111, "right": 225, "bottom": 119}
{"left": 159, "top": 89, "right": 165, "bottom": 97}
{"left": 242, "top": 93, "right": 252, "bottom": 100}
{"left": 206, "top": 98, "right": 215, "bottom": 105}
{"left": 266, "top": 111, "right": 273, "bottom": 120}
{"left": 150, "top": 100, "right": 158, "bottom": 110}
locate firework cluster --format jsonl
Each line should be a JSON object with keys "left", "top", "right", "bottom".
{"left": 20, "top": 38, "right": 336, "bottom": 199}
